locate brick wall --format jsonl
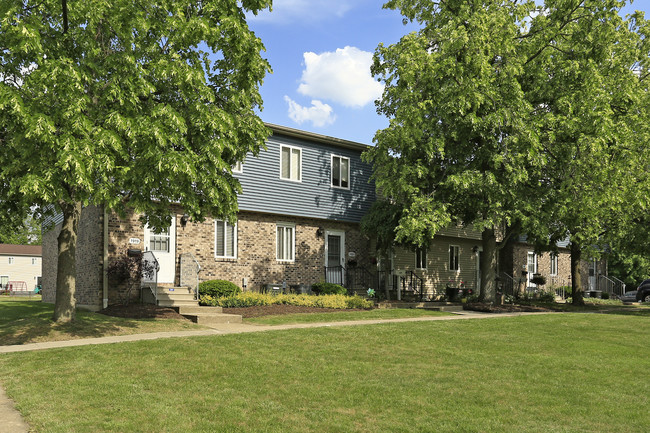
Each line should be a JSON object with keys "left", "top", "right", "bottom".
{"left": 41, "top": 205, "right": 104, "bottom": 310}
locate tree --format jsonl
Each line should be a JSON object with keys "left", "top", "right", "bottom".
{"left": 522, "top": 1, "right": 650, "bottom": 305}
{"left": 0, "top": 0, "right": 272, "bottom": 322}
{"left": 366, "top": 0, "right": 541, "bottom": 302}
{"left": 0, "top": 213, "right": 42, "bottom": 245}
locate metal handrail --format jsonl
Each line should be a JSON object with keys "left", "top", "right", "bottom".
{"left": 405, "top": 271, "right": 425, "bottom": 301}
{"left": 141, "top": 251, "right": 159, "bottom": 304}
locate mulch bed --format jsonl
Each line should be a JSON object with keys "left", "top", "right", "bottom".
{"left": 98, "top": 303, "right": 190, "bottom": 320}
{"left": 464, "top": 303, "right": 554, "bottom": 313}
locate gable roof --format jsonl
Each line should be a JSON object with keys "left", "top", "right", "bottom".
{"left": 0, "top": 244, "right": 42, "bottom": 256}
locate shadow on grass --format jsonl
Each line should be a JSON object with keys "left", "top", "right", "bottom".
{"left": 0, "top": 299, "right": 154, "bottom": 346}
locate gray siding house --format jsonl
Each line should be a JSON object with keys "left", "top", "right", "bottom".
{"left": 42, "top": 124, "right": 377, "bottom": 310}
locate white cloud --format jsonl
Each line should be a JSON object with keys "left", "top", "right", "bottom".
{"left": 248, "top": 0, "right": 356, "bottom": 24}
{"left": 284, "top": 96, "right": 336, "bottom": 127}
{"left": 297, "top": 46, "right": 383, "bottom": 108}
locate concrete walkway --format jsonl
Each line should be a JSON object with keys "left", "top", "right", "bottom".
{"left": 0, "top": 310, "right": 552, "bottom": 432}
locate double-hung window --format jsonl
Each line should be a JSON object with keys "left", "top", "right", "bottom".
{"left": 449, "top": 245, "right": 460, "bottom": 271}
{"left": 415, "top": 247, "right": 427, "bottom": 270}
{"left": 232, "top": 161, "right": 243, "bottom": 173}
{"left": 331, "top": 155, "right": 350, "bottom": 188}
{"left": 32, "top": 258, "right": 37, "bottom": 265}
{"left": 550, "top": 253, "right": 558, "bottom": 276}
{"left": 276, "top": 223, "right": 295, "bottom": 262}
{"left": 280, "top": 145, "right": 301, "bottom": 181}
{"left": 215, "top": 220, "right": 237, "bottom": 259}
{"left": 8, "top": 257, "right": 14, "bottom": 265}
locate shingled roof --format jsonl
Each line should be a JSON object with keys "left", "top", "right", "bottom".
{"left": 0, "top": 244, "right": 42, "bottom": 256}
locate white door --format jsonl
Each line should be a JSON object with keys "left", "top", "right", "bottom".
{"left": 144, "top": 218, "right": 176, "bottom": 284}
{"left": 588, "top": 259, "right": 596, "bottom": 291}
{"left": 325, "top": 230, "right": 346, "bottom": 285}
{"left": 527, "top": 252, "right": 537, "bottom": 288}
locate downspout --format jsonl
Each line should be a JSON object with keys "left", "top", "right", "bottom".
{"left": 102, "top": 206, "right": 109, "bottom": 309}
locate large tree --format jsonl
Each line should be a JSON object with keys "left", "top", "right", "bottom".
{"left": 522, "top": 1, "right": 650, "bottom": 304}
{"left": 366, "top": 0, "right": 541, "bottom": 302}
{"left": 0, "top": 0, "right": 272, "bottom": 322}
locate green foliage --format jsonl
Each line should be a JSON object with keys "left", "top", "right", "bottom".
{"left": 0, "top": 213, "right": 42, "bottom": 245}
{"left": 0, "top": 0, "right": 272, "bottom": 320}
{"left": 198, "top": 280, "right": 241, "bottom": 299}
{"left": 530, "top": 275, "right": 547, "bottom": 286}
{"left": 200, "top": 293, "right": 374, "bottom": 310}
{"left": 311, "top": 282, "right": 348, "bottom": 296}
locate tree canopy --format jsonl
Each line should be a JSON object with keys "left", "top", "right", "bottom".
{"left": 0, "top": 0, "right": 272, "bottom": 321}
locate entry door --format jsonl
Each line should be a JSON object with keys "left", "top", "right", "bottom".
{"left": 144, "top": 218, "right": 176, "bottom": 284}
{"left": 325, "top": 230, "right": 345, "bottom": 285}
{"left": 527, "top": 252, "right": 537, "bottom": 287}
{"left": 588, "top": 259, "right": 596, "bottom": 290}
{"left": 476, "top": 249, "right": 483, "bottom": 292}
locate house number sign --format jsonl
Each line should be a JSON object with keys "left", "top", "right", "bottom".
{"left": 129, "top": 238, "right": 141, "bottom": 245}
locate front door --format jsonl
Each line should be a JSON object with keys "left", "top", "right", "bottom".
{"left": 144, "top": 218, "right": 176, "bottom": 284}
{"left": 527, "top": 252, "right": 537, "bottom": 288}
{"left": 325, "top": 230, "right": 345, "bottom": 285}
{"left": 589, "top": 259, "right": 596, "bottom": 290}
{"left": 476, "top": 249, "right": 483, "bottom": 292}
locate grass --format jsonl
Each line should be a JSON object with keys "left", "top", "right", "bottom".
{"left": 0, "top": 297, "right": 202, "bottom": 345}
{"left": 1, "top": 312, "right": 649, "bottom": 432}
{"left": 245, "top": 308, "right": 452, "bottom": 325}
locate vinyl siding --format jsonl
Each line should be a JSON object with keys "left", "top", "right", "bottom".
{"left": 236, "top": 132, "right": 375, "bottom": 223}
{"left": 0, "top": 254, "right": 41, "bottom": 290}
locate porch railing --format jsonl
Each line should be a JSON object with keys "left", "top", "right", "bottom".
{"left": 598, "top": 274, "right": 626, "bottom": 298}
{"left": 499, "top": 272, "right": 516, "bottom": 297}
{"left": 398, "top": 271, "right": 425, "bottom": 301}
{"left": 324, "top": 265, "right": 346, "bottom": 286}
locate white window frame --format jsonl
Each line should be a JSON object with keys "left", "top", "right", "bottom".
{"left": 232, "top": 161, "right": 243, "bottom": 173}
{"left": 32, "top": 258, "right": 37, "bottom": 265}
{"left": 550, "top": 253, "right": 558, "bottom": 276}
{"left": 276, "top": 223, "right": 296, "bottom": 262}
{"left": 214, "top": 220, "right": 237, "bottom": 259}
{"left": 279, "top": 145, "right": 302, "bottom": 182}
{"left": 8, "top": 257, "right": 14, "bottom": 265}
{"left": 415, "top": 247, "right": 427, "bottom": 270}
{"left": 331, "top": 155, "right": 350, "bottom": 189}
{"left": 449, "top": 245, "right": 460, "bottom": 272}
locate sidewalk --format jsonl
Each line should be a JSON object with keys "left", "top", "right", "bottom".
{"left": 0, "top": 310, "right": 552, "bottom": 433}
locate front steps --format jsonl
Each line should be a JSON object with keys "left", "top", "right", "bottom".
{"left": 152, "top": 286, "right": 242, "bottom": 324}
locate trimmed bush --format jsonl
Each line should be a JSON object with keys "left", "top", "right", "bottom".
{"left": 198, "top": 279, "right": 241, "bottom": 299}
{"left": 200, "top": 292, "right": 374, "bottom": 310}
{"left": 311, "top": 282, "right": 347, "bottom": 295}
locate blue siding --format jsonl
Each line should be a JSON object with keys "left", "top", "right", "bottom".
{"left": 235, "top": 132, "right": 376, "bottom": 223}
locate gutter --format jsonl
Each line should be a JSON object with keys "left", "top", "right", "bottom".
{"left": 102, "top": 206, "right": 108, "bottom": 309}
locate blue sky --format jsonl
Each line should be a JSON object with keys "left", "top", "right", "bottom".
{"left": 247, "top": 0, "right": 649, "bottom": 146}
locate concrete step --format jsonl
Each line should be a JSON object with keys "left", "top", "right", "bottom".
{"left": 157, "top": 299, "right": 199, "bottom": 308}
{"left": 183, "top": 313, "right": 243, "bottom": 325}
{"left": 156, "top": 286, "right": 194, "bottom": 295}
{"left": 176, "top": 305, "right": 223, "bottom": 315}
{"left": 156, "top": 293, "right": 196, "bottom": 301}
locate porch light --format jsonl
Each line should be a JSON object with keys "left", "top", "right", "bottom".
{"left": 180, "top": 213, "right": 190, "bottom": 228}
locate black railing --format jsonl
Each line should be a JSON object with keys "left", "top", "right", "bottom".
{"left": 400, "top": 271, "right": 425, "bottom": 301}
{"left": 324, "top": 266, "right": 346, "bottom": 286}
{"left": 324, "top": 266, "right": 379, "bottom": 296}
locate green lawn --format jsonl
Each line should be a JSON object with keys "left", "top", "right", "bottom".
{"left": 245, "top": 308, "right": 451, "bottom": 325}
{"left": 1, "top": 312, "right": 649, "bottom": 432}
{"left": 0, "top": 297, "right": 202, "bottom": 345}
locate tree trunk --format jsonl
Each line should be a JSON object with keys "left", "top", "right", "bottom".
{"left": 53, "top": 201, "right": 82, "bottom": 322}
{"left": 570, "top": 241, "right": 584, "bottom": 306}
{"left": 479, "top": 227, "right": 497, "bottom": 303}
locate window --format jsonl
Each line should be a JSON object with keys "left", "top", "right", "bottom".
{"left": 149, "top": 228, "right": 170, "bottom": 252}
{"left": 280, "top": 145, "right": 301, "bottom": 181}
{"left": 8, "top": 257, "right": 14, "bottom": 265}
{"left": 32, "top": 258, "right": 37, "bottom": 265}
{"left": 415, "top": 247, "right": 427, "bottom": 269}
{"left": 331, "top": 155, "right": 350, "bottom": 188}
{"left": 233, "top": 161, "right": 243, "bottom": 173}
{"left": 550, "top": 253, "right": 558, "bottom": 276}
{"left": 215, "top": 220, "right": 237, "bottom": 258}
{"left": 276, "top": 223, "right": 295, "bottom": 261}
{"left": 449, "top": 245, "right": 460, "bottom": 271}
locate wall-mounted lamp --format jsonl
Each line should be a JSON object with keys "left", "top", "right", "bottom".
{"left": 316, "top": 227, "right": 324, "bottom": 238}
{"left": 472, "top": 245, "right": 479, "bottom": 253}
{"left": 180, "top": 213, "right": 190, "bottom": 228}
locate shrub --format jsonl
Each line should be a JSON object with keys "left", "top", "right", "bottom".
{"left": 345, "top": 295, "right": 374, "bottom": 309}
{"left": 601, "top": 292, "right": 610, "bottom": 300}
{"left": 538, "top": 291, "right": 556, "bottom": 303}
{"left": 311, "top": 282, "right": 348, "bottom": 295}
{"left": 199, "top": 280, "right": 241, "bottom": 298}
{"left": 203, "top": 292, "right": 374, "bottom": 309}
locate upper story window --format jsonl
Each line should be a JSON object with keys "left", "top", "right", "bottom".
{"left": 276, "top": 223, "right": 295, "bottom": 262}
{"left": 280, "top": 145, "right": 301, "bottom": 182}
{"left": 415, "top": 247, "right": 427, "bottom": 270}
{"left": 32, "top": 258, "right": 37, "bottom": 265}
{"left": 232, "top": 161, "right": 243, "bottom": 173}
{"left": 215, "top": 220, "right": 237, "bottom": 259}
{"left": 8, "top": 257, "right": 14, "bottom": 265}
{"left": 449, "top": 245, "right": 460, "bottom": 271}
{"left": 331, "top": 155, "right": 350, "bottom": 189}
{"left": 550, "top": 253, "right": 558, "bottom": 276}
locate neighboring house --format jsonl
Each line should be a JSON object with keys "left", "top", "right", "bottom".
{"left": 42, "top": 124, "right": 376, "bottom": 310}
{"left": 0, "top": 244, "right": 42, "bottom": 292}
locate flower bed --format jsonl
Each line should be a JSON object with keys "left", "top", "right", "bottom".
{"left": 200, "top": 292, "right": 374, "bottom": 310}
